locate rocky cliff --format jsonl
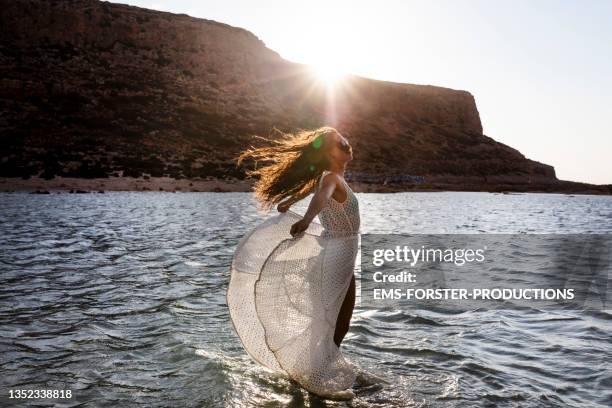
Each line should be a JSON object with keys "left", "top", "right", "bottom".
{"left": 0, "top": 0, "right": 608, "bottom": 193}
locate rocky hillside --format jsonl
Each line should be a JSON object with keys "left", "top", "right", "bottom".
{"left": 0, "top": 0, "right": 608, "bottom": 193}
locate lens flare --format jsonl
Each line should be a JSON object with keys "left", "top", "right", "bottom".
{"left": 311, "top": 63, "right": 346, "bottom": 88}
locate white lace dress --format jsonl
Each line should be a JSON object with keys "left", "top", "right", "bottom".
{"left": 227, "top": 170, "right": 361, "bottom": 396}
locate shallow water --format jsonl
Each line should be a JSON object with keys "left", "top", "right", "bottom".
{"left": 0, "top": 191, "right": 610, "bottom": 407}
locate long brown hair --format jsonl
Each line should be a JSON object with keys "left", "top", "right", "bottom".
{"left": 236, "top": 126, "right": 338, "bottom": 210}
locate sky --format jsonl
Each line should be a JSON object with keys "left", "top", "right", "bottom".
{"left": 118, "top": 0, "right": 611, "bottom": 184}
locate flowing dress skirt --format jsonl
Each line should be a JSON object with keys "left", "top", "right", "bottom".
{"left": 227, "top": 210, "right": 358, "bottom": 396}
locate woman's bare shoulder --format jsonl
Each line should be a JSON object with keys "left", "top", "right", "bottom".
{"left": 321, "top": 171, "right": 342, "bottom": 187}
{"left": 320, "top": 172, "right": 348, "bottom": 202}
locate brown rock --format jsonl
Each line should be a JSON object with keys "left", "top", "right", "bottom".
{"left": 0, "top": 0, "right": 608, "bottom": 194}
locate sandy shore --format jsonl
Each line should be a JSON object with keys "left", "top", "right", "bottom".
{"left": 0, "top": 176, "right": 254, "bottom": 192}
{"left": 1, "top": 176, "right": 610, "bottom": 195}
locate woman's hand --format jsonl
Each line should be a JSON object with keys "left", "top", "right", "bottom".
{"left": 290, "top": 218, "right": 310, "bottom": 237}
{"left": 285, "top": 173, "right": 338, "bottom": 237}
{"left": 277, "top": 201, "right": 291, "bottom": 213}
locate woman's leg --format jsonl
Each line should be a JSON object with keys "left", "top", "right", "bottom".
{"left": 334, "top": 274, "right": 356, "bottom": 347}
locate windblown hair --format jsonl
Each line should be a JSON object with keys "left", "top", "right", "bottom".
{"left": 236, "top": 126, "right": 338, "bottom": 210}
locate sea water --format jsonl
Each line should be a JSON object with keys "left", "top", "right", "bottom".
{"left": 0, "top": 191, "right": 610, "bottom": 407}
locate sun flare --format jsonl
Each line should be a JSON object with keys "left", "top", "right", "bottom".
{"left": 311, "top": 62, "right": 347, "bottom": 88}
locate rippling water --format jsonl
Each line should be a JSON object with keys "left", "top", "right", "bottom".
{"left": 1, "top": 192, "right": 611, "bottom": 407}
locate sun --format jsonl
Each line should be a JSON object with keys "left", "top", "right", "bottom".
{"left": 310, "top": 61, "right": 347, "bottom": 88}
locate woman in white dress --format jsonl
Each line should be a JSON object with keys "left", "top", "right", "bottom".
{"left": 227, "top": 126, "right": 360, "bottom": 399}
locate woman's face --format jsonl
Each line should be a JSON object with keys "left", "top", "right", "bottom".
{"left": 326, "top": 132, "right": 353, "bottom": 164}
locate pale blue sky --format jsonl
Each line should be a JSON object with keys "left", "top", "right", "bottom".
{"left": 118, "top": 0, "right": 611, "bottom": 184}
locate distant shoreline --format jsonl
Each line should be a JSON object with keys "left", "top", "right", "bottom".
{"left": 1, "top": 176, "right": 611, "bottom": 196}
{"left": 0, "top": 176, "right": 251, "bottom": 193}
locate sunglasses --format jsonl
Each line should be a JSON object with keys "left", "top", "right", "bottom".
{"left": 337, "top": 138, "right": 352, "bottom": 153}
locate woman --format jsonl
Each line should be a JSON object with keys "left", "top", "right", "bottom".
{"left": 227, "top": 126, "right": 360, "bottom": 399}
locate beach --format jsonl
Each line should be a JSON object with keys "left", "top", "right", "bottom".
{"left": 0, "top": 176, "right": 253, "bottom": 193}
{"left": 2, "top": 176, "right": 611, "bottom": 195}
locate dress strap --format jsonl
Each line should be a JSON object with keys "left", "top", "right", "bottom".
{"left": 317, "top": 170, "right": 331, "bottom": 191}
{"left": 318, "top": 170, "right": 352, "bottom": 196}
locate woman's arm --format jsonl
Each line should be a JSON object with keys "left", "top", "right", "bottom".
{"left": 289, "top": 173, "right": 338, "bottom": 237}
{"left": 277, "top": 194, "right": 300, "bottom": 213}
